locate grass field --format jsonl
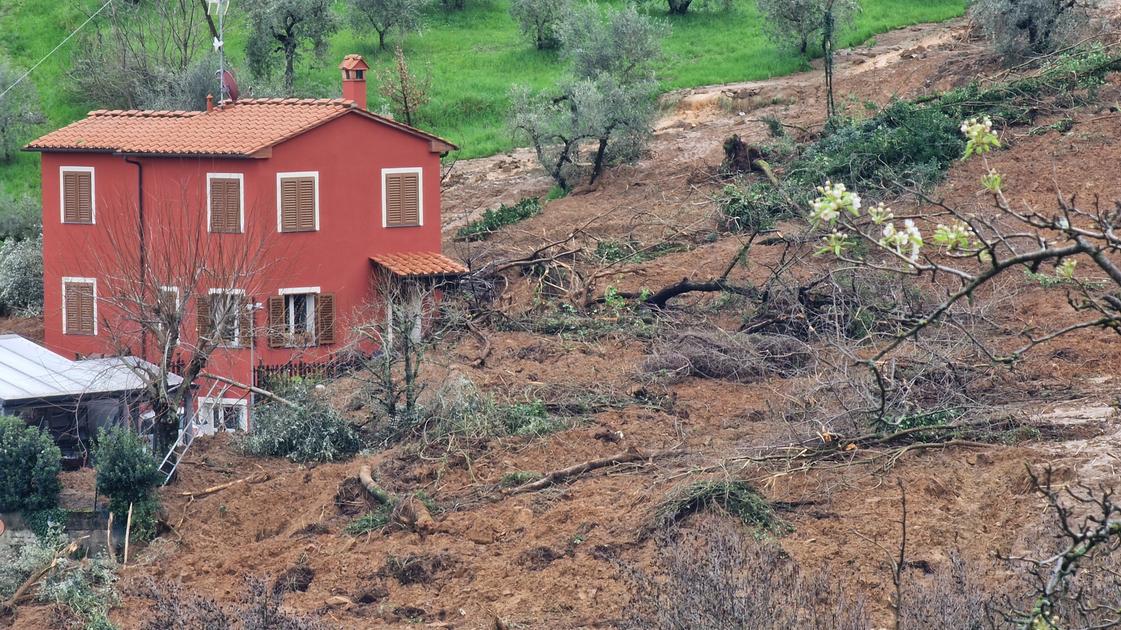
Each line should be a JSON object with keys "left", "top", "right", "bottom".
{"left": 0, "top": 0, "right": 965, "bottom": 198}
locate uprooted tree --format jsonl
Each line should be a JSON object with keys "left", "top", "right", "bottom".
{"left": 92, "top": 194, "right": 271, "bottom": 453}
{"left": 510, "top": 4, "right": 665, "bottom": 191}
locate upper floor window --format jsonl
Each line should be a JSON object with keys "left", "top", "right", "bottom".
{"left": 157, "top": 285, "right": 180, "bottom": 333}
{"left": 62, "top": 277, "right": 97, "bottom": 335}
{"left": 382, "top": 168, "right": 422, "bottom": 228}
{"left": 60, "top": 167, "right": 94, "bottom": 224}
{"left": 208, "top": 173, "right": 243, "bottom": 233}
{"left": 199, "top": 288, "right": 248, "bottom": 347}
{"left": 277, "top": 172, "right": 318, "bottom": 232}
{"left": 267, "top": 288, "right": 335, "bottom": 347}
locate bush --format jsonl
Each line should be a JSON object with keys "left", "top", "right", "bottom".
{"left": 95, "top": 426, "right": 163, "bottom": 542}
{"left": 0, "top": 415, "right": 62, "bottom": 513}
{"left": 423, "top": 375, "right": 569, "bottom": 444}
{"left": 456, "top": 197, "right": 542, "bottom": 241}
{"left": 0, "top": 59, "right": 44, "bottom": 163}
{"left": 0, "top": 193, "right": 42, "bottom": 241}
{"left": 40, "top": 555, "right": 120, "bottom": 630}
{"left": 241, "top": 382, "right": 361, "bottom": 463}
{"left": 0, "top": 523, "right": 65, "bottom": 599}
{"left": 0, "top": 235, "right": 43, "bottom": 315}
{"left": 650, "top": 480, "right": 789, "bottom": 535}
{"left": 971, "top": 0, "right": 1093, "bottom": 60}
{"left": 510, "top": 0, "right": 572, "bottom": 49}
{"left": 642, "top": 329, "right": 813, "bottom": 384}
{"left": 715, "top": 183, "right": 792, "bottom": 233}
{"left": 623, "top": 515, "right": 867, "bottom": 629}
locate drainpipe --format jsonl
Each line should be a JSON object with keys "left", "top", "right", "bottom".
{"left": 123, "top": 156, "right": 147, "bottom": 360}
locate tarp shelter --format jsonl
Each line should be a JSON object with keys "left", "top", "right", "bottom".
{"left": 0, "top": 334, "right": 182, "bottom": 466}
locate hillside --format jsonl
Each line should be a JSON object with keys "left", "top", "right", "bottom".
{"left": 0, "top": 0, "right": 964, "bottom": 197}
{"left": 4, "top": 15, "right": 1118, "bottom": 629}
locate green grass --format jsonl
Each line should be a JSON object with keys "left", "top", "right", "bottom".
{"left": 0, "top": 0, "right": 965, "bottom": 198}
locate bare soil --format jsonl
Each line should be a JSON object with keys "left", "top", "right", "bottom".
{"left": 9, "top": 14, "right": 1121, "bottom": 630}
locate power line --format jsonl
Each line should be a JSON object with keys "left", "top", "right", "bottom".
{"left": 0, "top": 0, "right": 115, "bottom": 101}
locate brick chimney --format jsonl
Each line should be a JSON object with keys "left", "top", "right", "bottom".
{"left": 339, "top": 54, "right": 370, "bottom": 110}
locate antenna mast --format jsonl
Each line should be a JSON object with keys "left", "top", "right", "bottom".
{"left": 206, "top": 0, "right": 231, "bottom": 102}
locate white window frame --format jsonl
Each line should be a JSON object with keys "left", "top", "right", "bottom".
{"left": 380, "top": 167, "right": 424, "bottom": 228}
{"left": 206, "top": 172, "right": 245, "bottom": 234}
{"left": 158, "top": 285, "right": 181, "bottom": 333}
{"left": 198, "top": 396, "right": 249, "bottom": 432}
{"left": 279, "top": 287, "right": 320, "bottom": 337}
{"left": 276, "top": 171, "right": 320, "bottom": 232}
{"left": 59, "top": 166, "right": 96, "bottom": 224}
{"left": 61, "top": 276, "right": 97, "bottom": 336}
{"left": 208, "top": 287, "right": 246, "bottom": 346}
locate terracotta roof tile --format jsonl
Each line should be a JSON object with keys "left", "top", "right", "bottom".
{"left": 26, "top": 98, "right": 455, "bottom": 156}
{"left": 370, "top": 252, "right": 467, "bottom": 278}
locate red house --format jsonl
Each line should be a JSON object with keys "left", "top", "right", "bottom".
{"left": 25, "top": 54, "right": 465, "bottom": 433}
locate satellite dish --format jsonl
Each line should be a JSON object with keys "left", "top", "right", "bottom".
{"left": 217, "top": 69, "right": 239, "bottom": 102}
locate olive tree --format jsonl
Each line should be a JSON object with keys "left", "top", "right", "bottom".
{"left": 756, "top": 0, "right": 858, "bottom": 56}
{"left": 0, "top": 60, "right": 43, "bottom": 163}
{"left": 510, "top": 5, "right": 665, "bottom": 190}
{"left": 510, "top": 0, "right": 572, "bottom": 50}
{"left": 971, "top": 0, "right": 1096, "bottom": 60}
{"left": 348, "top": 0, "right": 428, "bottom": 51}
{"left": 246, "top": 0, "right": 338, "bottom": 94}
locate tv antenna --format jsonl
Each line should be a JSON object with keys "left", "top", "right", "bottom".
{"left": 205, "top": 0, "right": 232, "bottom": 102}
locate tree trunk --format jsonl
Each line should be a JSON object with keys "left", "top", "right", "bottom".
{"left": 152, "top": 398, "right": 178, "bottom": 455}
{"left": 378, "top": 29, "right": 387, "bottom": 50}
{"left": 283, "top": 40, "right": 297, "bottom": 94}
{"left": 667, "top": 0, "right": 691, "bottom": 14}
{"left": 589, "top": 136, "right": 610, "bottom": 185}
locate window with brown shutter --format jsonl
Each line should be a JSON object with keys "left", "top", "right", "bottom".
{"left": 209, "top": 176, "right": 242, "bottom": 233}
{"left": 61, "top": 169, "right": 93, "bottom": 224}
{"left": 201, "top": 290, "right": 246, "bottom": 346}
{"left": 63, "top": 279, "right": 96, "bottom": 335}
{"left": 267, "top": 292, "right": 334, "bottom": 346}
{"left": 278, "top": 174, "right": 317, "bottom": 232}
{"left": 383, "top": 170, "right": 421, "bottom": 227}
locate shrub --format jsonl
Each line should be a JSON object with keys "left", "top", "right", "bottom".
{"left": 0, "top": 193, "right": 42, "bottom": 241}
{"left": 0, "top": 59, "right": 44, "bottom": 163}
{"left": 0, "top": 235, "right": 44, "bottom": 315}
{"left": 650, "top": 480, "right": 790, "bottom": 535}
{"left": 40, "top": 555, "right": 120, "bottom": 630}
{"left": 0, "top": 415, "right": 62, "bottom": 513}
{"left": 510, "top": 0, "right": 572, "bottom": 50}
{"left": 715, "top": 183, "right": 791, "bottom": 233}
{"left": 642, "top": 329, "right": 813, "bottom": 384}
{"left": 623, "top": 515, "right": 867, "bottom": 629}
{"left": 95, "top": 426, "right": 163, "bottom": 542}
{"left": 0, "top": 523, "right": 65, "bottom": 599}
{"left": 344, "top": 505, "right": 394, "bottom": 535}
{"left": 456, "top": 197, "right": 542, "bottom": 241}
{"left": 241, "top": 382, "right": 361, "bottom": 463}
{"left": 971, "top": 0, "right": 1093, "bottom": 60}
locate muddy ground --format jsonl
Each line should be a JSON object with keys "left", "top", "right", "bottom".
{"left": 8, "top": 12, "right": 1121, "bottom": 630}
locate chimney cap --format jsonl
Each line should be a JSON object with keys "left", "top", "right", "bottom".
{"left": 339, "top": 54, "right": 369, "bottom": 72}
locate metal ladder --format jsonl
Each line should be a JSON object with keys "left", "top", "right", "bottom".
{"left": 158, "top": 413, "right": 200, "bottom": 485}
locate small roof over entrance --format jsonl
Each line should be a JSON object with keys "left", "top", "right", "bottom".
{"left": 370, "top": 252, "right": 468, "bottom": 279}
{"left": 0, "top": 334, "right": 181, "bottom": 405}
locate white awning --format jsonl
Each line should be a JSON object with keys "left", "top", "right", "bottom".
{"left": 0, "top": 334, "right": 182, "bottom": 403}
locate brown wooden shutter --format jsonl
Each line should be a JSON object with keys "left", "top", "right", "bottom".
{"left": 62, "top": 173, "right": 79, "bottom": 222}
{"left": 197, "top": 294, "right": 212, "bottom": 340}
{"left": 76, "top": 172, "right": 92, "bottom": 223}
{"left": 280, "top": 178, "right": 300, "bottom": 232}
{"left": 315, "top": 293, "right": 335, "bottom": 345}
{"left": 401, "top": 173, "right": 419, "bottom": 225}
{"left": 267, "top": 295, "right": 285, "bottom": 348}
{"left": 63, "top": 171, "right": 92, "bottom": 223}
{"left": 64, "top": 281, "right": 95, "bottom": 335}
{"left": 238, "top": 294, "right": 252, "bottom": 347}
{"left": 225, "top": 179, "right": 241, "bottom": 232}
{"left": 385, "top": 174, "right": 403, "bottom": 226}
{"left": 297, "top": 177, "right": 315, "bottom": 231}
{"left": 210, "top": 178, "right": 241, "bottom": 233}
